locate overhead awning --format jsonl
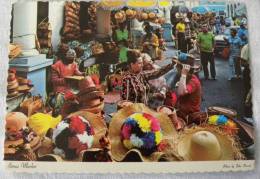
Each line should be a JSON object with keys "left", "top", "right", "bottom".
{"left": 99, "top": 0, "right": 126, "bottom": 10}
{"left": 99, "top": 0, "right": 172, "bottom": 10}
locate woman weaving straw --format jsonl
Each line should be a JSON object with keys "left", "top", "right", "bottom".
{"left": 121, "top": 50, "right": 176, "bottom": 106}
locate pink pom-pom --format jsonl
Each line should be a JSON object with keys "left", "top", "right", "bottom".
{"left": 121, "top": 125, "right": 132, "bottom": 139}
{"left": 143, "top": 113, "right": 160, "bottom": 131}
{"left": 150, "top": 118, "right": 161, "bottom": 131}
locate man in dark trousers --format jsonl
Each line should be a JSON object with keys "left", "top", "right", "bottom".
{"left": 197, "top": 24, "right": 216, "bottom": 80}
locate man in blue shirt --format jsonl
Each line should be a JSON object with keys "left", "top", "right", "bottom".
{"left": 237, "top": 22, "right": 248, "bottom": 46}
{"left": 224, "top": 28, "right": 243, "bottom": 80}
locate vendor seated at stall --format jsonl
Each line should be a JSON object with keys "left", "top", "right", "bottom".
{"left": 56, "top": 43, "right": 69, "bottom": 62}
{"left": 51, "top": 48, "right": 84, "bottom": 93}
{"left": 112, "top": 22, "right": 129, "bottom": 64}
{"left": 141, "top": 23, "right": 160, "bottom": 61}
{"left": 121, "top": 50, "right": 176, "bottom": 105}
{"left": 165, "top": 53, "right": 202, "bottom": 123}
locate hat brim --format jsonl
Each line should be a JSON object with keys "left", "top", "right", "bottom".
{"left": 77, "top": 87, "right": 102, "bottom": 97}
{"left": 67, "top": 111, "right": 107, "bottom": 148}
{"left": 176, "top": 125, "right": 245, "bottom": 161}
{"left": 109, "top": 103, "right": 177, "bottom": 162}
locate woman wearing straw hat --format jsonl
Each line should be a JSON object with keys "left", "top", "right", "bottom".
{"left": 165, "top": 52, "right": 202, "bottom": 124}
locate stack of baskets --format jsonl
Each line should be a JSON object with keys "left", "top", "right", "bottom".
{"left": 62, "top": 1, "right": 81, "bottom": 41}
{"left": 82, "top": 2, "right": 97, "bottom": 37}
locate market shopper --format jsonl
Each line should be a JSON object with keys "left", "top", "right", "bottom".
{"left": 176, "top": 17, "right": 187, "bottom": 53}
{"left": 121, "top": 50, "right": 176, "bottom": 105}
{"left": 197, "top": 24, "right": 216, "bottom": 80}
{"left": 51, "top": 48, "right": 84, "bottom": 93}
{"left": 215, "top": 16, "right": 221, "bottom": 34}
{"left": 184, "top": 18, "right": 192, "bottom": 52}
{"left": 237, "top": 21, "right": 248, "bottom": 46}
{"left": 165, "top": 54, "right": 202, "bottom": 123}
{"left": 113, "top": 22, "right": 129, "bottom": 63}
{"left": 224, "top": 28, "right": 243, "bottom": 80}
{"left": 141, "top": 23, "right": 160, "bottom": 60}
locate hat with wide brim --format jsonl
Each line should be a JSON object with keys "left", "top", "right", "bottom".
{"left": 67, "top": 110, "right": 107, "bottom": 148}
{"left": 175, "top": 125, "right": 245, "bottom": 161}
{"left": 4, "top": 136, "right": 42, "bottom": 156}
{"left": 109, "top": 103, "right": 179, "bottom": 162}
{"left": 79, "top": 102, "right": 105, "bottom": 115}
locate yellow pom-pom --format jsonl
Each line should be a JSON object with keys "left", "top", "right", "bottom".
{"left": 132, "top": 113, "right": 151, "bottom": 132}
{"left": 28, "top": 113, "right": 62, "bottom": 136}
{"left": 155, "top": 131, "right": 162, "bottom": 145}
{"left": 123, "top": 139, "right": 134, "bottom": 149}
{"left": 208, "top": 115, "right": 218, "bottom": 125}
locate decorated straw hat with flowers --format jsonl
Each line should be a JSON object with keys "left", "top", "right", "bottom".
{"left": 109, "top": 103, "right": 182, "bottom": 162}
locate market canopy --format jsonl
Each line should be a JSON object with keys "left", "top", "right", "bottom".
{"left": 99, "top": 0, "right": 172, "bottom": 10}
{"left": 192, "top": 6, "right": 210, "bottom": 14}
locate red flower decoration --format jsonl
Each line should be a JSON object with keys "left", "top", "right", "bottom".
{"left": 157, "top": 140, "right": 170, "bottom": 152}
{"left": 64, "top": 90, "right": 76, "bottom": 100}
{"left": 69, "top": 116, "right": 86, "bottom": 134}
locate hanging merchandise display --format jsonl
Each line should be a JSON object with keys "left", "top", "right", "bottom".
{"left": 62, "top": 1, "right": 81, "bottom": 41}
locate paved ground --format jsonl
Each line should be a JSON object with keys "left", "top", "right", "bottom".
{"left": 161, "top": 46, "right": 246, "bottom": 118}
{"left": 199, "top": 57, "right": 246, "bottom": 118}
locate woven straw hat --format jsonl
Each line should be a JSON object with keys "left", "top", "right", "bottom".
{"left": 67, "top": 110, "right": 107, "bottom": 148}
{"left": 126, "top": 9, "right": 136, "bottom": 19}
{"left": 115, "top": 11, "right": 126, "bottom": 23}
{"left": 148, "top": 12, "right": 156, "bottom": 20}
{"left": 109, "top": 103, "right": 180, "bottom": 162}
{"left": 175, "top": 125, "right": 245, "bottom": 161}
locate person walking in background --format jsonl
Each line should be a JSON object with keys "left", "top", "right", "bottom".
{"left": 237, "top": 21, "right": 248, "bottom": 46}
{"left": 215, "top": 16, "right": 221, "bottom": 34}
{"left": 197, "top": 24, "right": 216, "bottom": 80}
{"left": 112, "top": 22, "right": 129, "bottom": 63}
{"left": 220, "top": 16, "right": 225, "bottom": 34}
{"left": 142, "top": 23, "right": 160, "bottom": 60}
{"left": 176, "top": 17, "right": 187, "bottom": 53}
{"left": 224, "top": 28, "right": 243, "bottom": 81}
{"left": 184, "top": 17, "right": 192, "bottom": 52}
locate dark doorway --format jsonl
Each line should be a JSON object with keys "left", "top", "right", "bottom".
{"left": 37, "top": 1, "right": 49, "bottom": 25}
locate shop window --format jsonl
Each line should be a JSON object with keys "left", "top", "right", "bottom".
{"left": 37, "top": 2, "right": 49, "bottom": 25}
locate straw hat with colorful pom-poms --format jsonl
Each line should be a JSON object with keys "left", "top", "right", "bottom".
{"left": 52, "top": 115, "right": 95, "bottom": 160}
{"left": 208, "top": 115, "right": 239, "bottom": 135}
{"left": 109, "top": 103, "right": 181, "bottom": 162}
